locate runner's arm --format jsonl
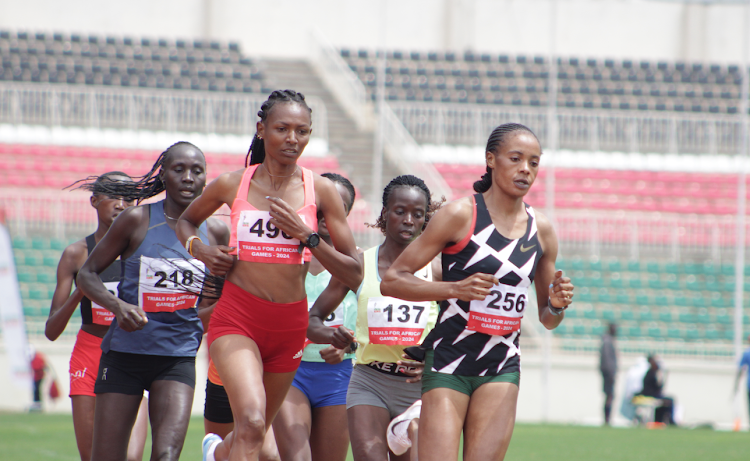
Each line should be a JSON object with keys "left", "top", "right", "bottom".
{"left": 197, "top": 217, "right": 231, "bottom": 331}
{"left": 308, "top": 276, "right": 354, "bottom": 349}
{"left": 533, "top": 212, "right": 574, "bottom": 330}
{"left": 382, "top": 199, "right": 497, "bottom": 302}
{"left": 45, "top": 242, "right": 86, "bottom": 341}
{"left": 268, "top": 176, "right": 362, "bottom": 291}
{"left": 77, "top": 207, "right": 146, "bottom": 333}
{"left": 177, "top": 172, "right": 238, "bottom": 276}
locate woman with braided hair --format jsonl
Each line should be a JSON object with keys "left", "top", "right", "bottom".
{"left": 46, "top": 172, "right": 149, "bottom": 461}
{"left": 381, "top": 123, "right": 575, "bottom": 461}
{"left": 175, "top": 89, "right": 361, "bottom": 461}
{"left": 77, "top": 142, "right": 229, "bottom": 461}
{"left": 306, "top": 174, "right": 442, "bottom": 461}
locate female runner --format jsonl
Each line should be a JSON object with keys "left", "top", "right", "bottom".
{"left": 77, "top": 142, "right": 229, "bottom": 461}
{"left": 271, "top": 172, "right": 358, "bottom": 461}
{"left": 46, "top": 172, "right": 148, "bottom": 461}
{"left": 175, "top": 89, "right": 361, "bottom": 461}
{"left": 307, "top": 175, "right": 441, "bottom": 461}
{"left": 381, "top": 123, "right": 575, "bottom": 461}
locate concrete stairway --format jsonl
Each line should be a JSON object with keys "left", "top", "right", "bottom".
{"left": 262, "top": 59, "right": 399, "bottom": 203}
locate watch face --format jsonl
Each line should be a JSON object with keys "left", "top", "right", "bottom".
{"left": 308, "top": 233, "right": 320, "bottom": 248}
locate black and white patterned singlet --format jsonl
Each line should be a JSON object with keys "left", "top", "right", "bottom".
{"left": 422, "top": 193, "right": 543, "bottom": 376}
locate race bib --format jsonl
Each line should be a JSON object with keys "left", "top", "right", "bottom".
{"left": 466, "top": 285, "right": 527, "bottom": 336}
{"left": 138, "top": 257, "right": 205, "bottom": 313}
{"left": 91, "top": 281, "right": 118, "bottom": 325}
{"left": 367, "top": 297, "right": 432, "bottom": 346}
{"left": 302, "top": 301, "right": 346, "bottom": 349}
{"left": 236, "top": 210, "right": 305, "bottom": 265}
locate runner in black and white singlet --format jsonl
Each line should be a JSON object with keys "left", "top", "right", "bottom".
{"left": 382, "top": 123, "right": 574, "bottom": 461}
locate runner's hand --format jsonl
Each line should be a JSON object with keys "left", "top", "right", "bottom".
{"left": 114, "top": 300, "right": 148, "bottom": 332}
{"left": 549, "top": 270, "right": 574, "bottom": 308}
{"left": 267, "top": 196, "right": 313, "bottom": 242}
{"left": 194, "top": 242, "right": 235, "bottom": 276}
{"left": 320, "top": 346, "right": 346, "bottom": 365}
{"left": 452, "top": 273, "right": 499, "bottom": 301}
{"left": 331, "top": 326, "right": 355, "bottom": 350}
{"left": 398, "top": 354, "right": 425, "bottom": 383}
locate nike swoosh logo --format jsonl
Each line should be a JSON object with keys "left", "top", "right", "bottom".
{"left": 520, "top": 244, "right": 536, "bottom": 253}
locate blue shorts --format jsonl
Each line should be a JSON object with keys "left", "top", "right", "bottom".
{"left": 291, "top": 359, "right": 353, "bottom": 408}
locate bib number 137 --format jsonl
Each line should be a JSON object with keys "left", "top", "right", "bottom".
{"left": 367, "top": 296, "right": 431, "bottom": 346}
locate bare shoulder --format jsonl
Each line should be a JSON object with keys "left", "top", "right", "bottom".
{"left": 312, "top": 173, "right": 337, "bottom": 196}
{"left": 114, "top": 204, "right": 149, "bottom": 228}
{"left": 435, "top": 196, "right": 474, "bottom": 222}
{"left": 213, "top": 169, "right": 245, "bottom": 190}
{"left": 531, "top": 208, "right": 554, "bottom": 237}
{"left": 60, "top": 238, "right": 88, "bottom": 269}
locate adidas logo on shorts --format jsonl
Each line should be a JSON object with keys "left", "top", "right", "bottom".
{"left": 292, "top": 349, "right": 304, "bottom": 359}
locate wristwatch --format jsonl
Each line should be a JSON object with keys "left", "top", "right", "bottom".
{"left": 298, "top": 232, "right": 321, "bottom": 253}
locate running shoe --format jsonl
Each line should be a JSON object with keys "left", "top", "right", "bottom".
{"left": 202, "top": 433, "right": 222, "bottom": 461}
{"left": 387, "top": 399, "right": 422, "bottom": 455}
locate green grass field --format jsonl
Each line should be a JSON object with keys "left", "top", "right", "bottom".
{"left": 1, "top": 412, "right": 747, "bottom": 461}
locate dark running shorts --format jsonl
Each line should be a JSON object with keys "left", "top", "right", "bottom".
{"left": 204, "top": 379, "right": 233, "bottom": 424}
{"left": 421, "top": 350, "right": 520, "bottom": 397}
{"left": 603, "top": 373, "right": 615, "bottom": 396}
{"left": 94, "top": 350, "right": 196, "bottom": 396}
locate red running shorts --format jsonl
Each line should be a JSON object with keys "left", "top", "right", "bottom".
{"left": 69, "top": 329, "right": 103, "bottom": 397}
{"left": 207, "top": 280, "right": 308, "bottom": 373}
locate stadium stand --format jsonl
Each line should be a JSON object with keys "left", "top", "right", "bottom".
{"left": 434, "top": 163, "right": 746, "bottom": 215}
{"left": 341, "top": 48, "right": 742, "bottom": 114}
{"left": 0, "top": 30, "right": 271, "bottom": 94}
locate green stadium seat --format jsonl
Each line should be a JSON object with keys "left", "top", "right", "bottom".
{"left": 619, "top": 310, "right": 635, "bottom": 321}
{"left": 654, "top": 294, "right": 669, "bottom": 305}
{"left": 674, "top": 295, "right": 688, "bottom": 306}
{"left": 589, "top": 260, "right": 602, "bottom": 271}
{"left": 659, "top": 311, "right": 673, "bottom": 322}
{"left": 37, "top": 273, "right": 55, "bottom": 284}
{"left": 687, "top": 279, "right": 704, "bottom": 291}
{"left": 686, "top": 325, "right": 699, "bottom": 340}
{"left": 601, "top": 310, "right": 616, "bottom": 321}
{"left": 648, "top": 279, "right": 663, "bottom": 290}
{"left": 627, "top": 325, "right": 643, "bottom": 338}
{"left": 12, "top": 237, "right": 31, "bottom": 249}
{"left": 31, "top": 238, "right": 50, "bottom": 250}
{"left": 591, "top": 324, "right": 604, "bottom": 336}
{"left": 646, "top": 261, "right": 660, "bottom": 273}
{"left": 583, "top": 309, "right": 597, "bottom": 320}
{"left": 50, "top": 239, "right": 67, "bottom": 251}
{"left": 609, "top": 277, "right": 624, "bottom": 289}
{"left": 721, "top": 264, "right": 734, "bottom": 276}
{"left": 571, "top": 258, "right": 585, "bottom": 271}
{"left": 615, "top": 292, "right": 630, "bottom": 304}
{"left": 665, "top": 262, "right": 679, "bottom": 274}
{"left": 667, "top": 279, "right": 681, "bottom": 290}
{"left": 29, "top": 288, "right": 47, "bottom": 300}
{"left": 711, "top": 296, "right": 727, "bottom": 308}
{"left": 43, "top": 256, "right": 58, "bottom": 267}
{"left": 22, "top": 306, "right": 38, "bottom": 317}
{"left": 684, "top": 263, "right": 698, "bottom": 275}
{"left": 647, "top": 326, "right": 663, "bottom": 338}
{"left": 667, "top": 327, "right": 683, "bottom": 339}
{"left": 24, "top": 253, "right": 43, "bottom": 266}
{"left": 702, "top": 262, "right": 717, "bottom": 275}
{"left": 628, "top": 278, "right": 642, "bottom": 289}
{"left": 16, "top": 271, "right": 35, "bottom": 283}
{"left": 635, "top": 293, "right": 649, "bottom": 305}
{"left": 717, "top": 312, "right": 732, "bottom": 324}
{"left": 696, "top": 310, "right": 711, "bottom": 324}
{"left": 722, "top": 281, "right": 735, "bottom": 292}
{"left": 638, "top": 310, "right": 654, "bottom": 321}
{"left": 690, "top": 297, "right": 704, "bottom": 308}
{"left": 572, "top": 324, "right": 587, "bottom": 336}
{"left": 725, "top": 329, "right": 736, "bottom": 340}
{"left": 627, "top": 260, "right": 641, "bottom": 272}
{"left": 589, "top": 273, "right": 604, "bottom": 288}
{"left": 596, "top": 289, "right": 612, "bottom": 304}
{"left": 564, "top": 308, "right": 578, "bottom": 319}
{"left": 679, "top": 312, "right": 696, "bottom": 323}
{"left": 578, "top": 290, "right": 593, "bottom": 302}
{"left": 606, "top": 260, "right": 622, "bottom": 272}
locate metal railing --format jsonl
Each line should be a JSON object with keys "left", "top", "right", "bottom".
{"left": 310, "top": 29, "right": 373, "bottom": 131}
{"left": 391, "top": 102, "right": 745, "bottom": 155}
{"left": 0, "top": 83, "right": 328, "bottom": 143}
{"left": 380, "top": 104, "right": 453, "bottom": 201}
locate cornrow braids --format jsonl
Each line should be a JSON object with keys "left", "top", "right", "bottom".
{"left": 321, "top": 172, "right": 356, "bottom": 213}
{"left": 245, "top": 89, "right": 313, "bottom": 167}
{"left": 85, "top": 171, "right": 132, "bottom": 196}
{"left": 473, "top": 123, "right": 540, "bottom": 193}
{"left": 367, "top": 174, "right": 444, "bottom": 235}
{"left": 69, "top": 142, "right": 201, "bottom": 203}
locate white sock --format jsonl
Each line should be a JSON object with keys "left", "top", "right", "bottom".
{"left": 206, "top": 440, "right": 219, "bottom": 461}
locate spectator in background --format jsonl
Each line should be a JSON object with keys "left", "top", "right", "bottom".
{"left": 638, "top": 354, "right": 677, "bottom": 425}
{"left": 734, "top": 334, "right": 750, "bottom": 424}
{"left": 599, "top": 322, "right": 618, "bottom": 425}
{"left": 29, "top": 345, "right": 48, "bottom": 412}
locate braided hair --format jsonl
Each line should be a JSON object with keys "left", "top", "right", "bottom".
{"left": 89, "top": 171, "right": 132, "bottom": 196}
{"left": 368, "top": 174, "right": 443, "bottom": 235}
{"left": 473, "top": 123, "right": 540, "bottom": 193}
{"left": 321, "top": 172, "right": 355, "bottom": 213}
{"left": 69, "top": 142, "right": 203, "bottom": 203}
{"left": 246, "top": 89, "right": 312, "bottom": 167}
